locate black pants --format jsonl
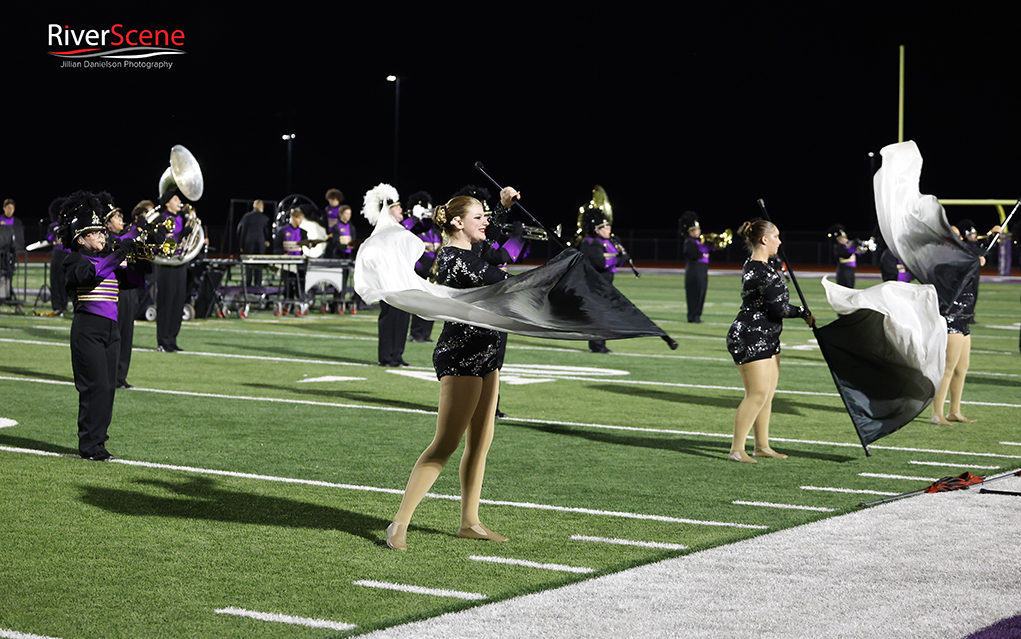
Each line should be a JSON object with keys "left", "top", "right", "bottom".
{"left": 588, "top": 271, "right": 614, "bottom": 352}
{"left": 836, "top": 264, "right": 855, "bottom": 288}
{"left": 378, "top": 301, "right": 410, "bottom": 364}
{"left": 50, "top": 250, "right": 69, "bottom": 312}
{"left": 70, "top": 312, "right": 119, "bottom": 456}
{"left": 117, "top": 288, "right": 138, "bottom": 384}
{"left": 410, "top": 315, "right": 434, "bottom": 341}
{"left": 155, "top": 264, "right": 187, "bottom": 350}
{"left": 685, "top": 261, "right": 708, "bottom": 322}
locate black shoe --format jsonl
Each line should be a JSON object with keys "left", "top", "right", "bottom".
{"left": 396, "top": 359, "right": 410, "bottom": 367}
{"left": 82, "top": 449, "right": 114, "bottom": 461}
{"left": 495, "top": 409, "right": 508, "bottom": 418}
{"left": 117, "top": 381, "right": 134, "bottom": 389}
{"left": 157, "top": 345, "right": 174, "bottom": 353}
{"left": 172, "top": 346, "right": 184, "bottom": 352}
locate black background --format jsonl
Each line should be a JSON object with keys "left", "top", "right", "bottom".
{"left": 4, "top": 6, "right": 1018, "bottom": 246}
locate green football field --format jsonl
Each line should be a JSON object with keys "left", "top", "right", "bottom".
{"left": 1, "top": 270, "right": 1019, "bottom": 638}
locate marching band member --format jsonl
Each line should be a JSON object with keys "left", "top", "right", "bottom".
{"left": 100, "top": 193, "right": 142, "bottom": 389}
{"left": 363, "top": 184, "right": 411, "bottom": 366}
{"left": 579, "top": 207, "right": 628, "bottom": 353}
{"left": 727, "top": 219, "right": 814, "bottom": 463}
{"left": 61, "top": 191, "right": 148, "bottom": 460}
{"left": 680, "top": 211, "right": 712, "bottom": 323}
{"left": 153, "top": 191, "right": 188, "bottom": 352}
{"left": 403, "top": 191, "right": 440, "bottom": 342}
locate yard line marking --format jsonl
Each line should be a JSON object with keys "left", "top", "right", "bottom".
{"left": 800, "top": 486, "right": 899, "bottom": 496}
{"left": 570, "top": 535, "right": 688, "bottom": 550}
{"left": 909, "top": 461, "right": 1001, "bottom": 470}
{"left": 469, "top": 555, "right": 595, "bottom": 574}
{"left": 3, "top": 375, "right": 1020, "bottom": 460}
{"left": 732, "top": 501, "right": 836, "bottom": 512}
{"left": 1001, "top": 442, "right": 1021, "bottom": 447}
{"left": 859, "top": 473, "right": 939, "bottom": 482}
{"left": 213, "top": 607, "right": 355, "bottom": 631}
{"left": 352, "top": 580, "right": 487, "bottom": 600}
{"left": 0, "top": 418, "right": 17, "bottom": 428}
{"left": 0, "top": 629, "right": 64, "bottom": 639}
{"left": 0, "top": 445, "right": 766, "bottom": 529}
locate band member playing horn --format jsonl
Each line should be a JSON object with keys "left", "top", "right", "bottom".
{"left": 579, "top": 207, "right": 628, "bottom": 353}
{"left": 680, "top": 211, "right": 711, "bottom": 324}
{"left": 385, "top": 188, "right": 519, "bottom": 551}
{"left": 154, "top": 190, "right": 188, "bottom": 352}
{"left": 100, "top": 193, "right": 142, "bottom": 388}
{"left": 61, "top": 191, "right": 149, "bottom": 460}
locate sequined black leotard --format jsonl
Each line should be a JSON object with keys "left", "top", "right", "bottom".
{"left": 726, "top": 259, "right": 806, "bottom": 365}
{"left": 432, "top": 246, "right": 511, "bottom": 379}
{"left": 944, "top": 271, "right": 978, "bottom": 335}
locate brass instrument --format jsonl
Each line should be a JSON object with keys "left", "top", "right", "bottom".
{"left": 574, "top": 185, "right": 640, "bottom": 277}
{"left": 111, "top": 217, "right": 177, "bottom": 262}
{"left": 700, "top": 228, "right": 733, "bottom": 250}
{"left": 494, "top": 222, "right": 548, "bottom": 241}
{"left": 153, "top": 144, "right": 206, "bottom": 265}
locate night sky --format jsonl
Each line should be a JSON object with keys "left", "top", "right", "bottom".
{"left": 4, "top": 6, "right": 1018, "bottom": 247}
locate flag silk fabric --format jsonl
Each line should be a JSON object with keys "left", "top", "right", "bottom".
{"left": 354, "top": 212, "right": 670, "bottom": 343}
{"left": 816, "top": 277, "right": 946, "bottom": 448}
{"left": 874, "top": 140, "right": 980, "bottom": 314}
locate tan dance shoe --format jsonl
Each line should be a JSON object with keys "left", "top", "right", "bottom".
{"left": 753, "top": 447, "right": 788, "bottom": 459}
{"left": 946, "top": 413, "right": 977, "bottom": 423}
{"left": 728, "top": 450, "right": 757, "bottom": 464}
{"left": 457, "top": 523, "right": 508, "bottom": 542}
{"left": 385, "top": 522, "right": 408, "bottom": 551}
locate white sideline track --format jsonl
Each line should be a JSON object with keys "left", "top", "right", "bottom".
{"left": 359, "top": 475, "right": 1021, "bottom": 639}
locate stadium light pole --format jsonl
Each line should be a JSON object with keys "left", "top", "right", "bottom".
{"left": 282, "top": 133, "right": 296, "bottom": 193}
{"left": 387, "top": 75, "right": 402, "bottom": 184}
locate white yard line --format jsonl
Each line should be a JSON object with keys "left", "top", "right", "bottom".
{"left": 468, "top": 555, "right": 594, "bottom": 574}
{"left": 353, "top": 580, "right": 487, "bottom": 601}
{"left": 213, "top": 607, "right": 356, "bottom": 631}
{"left": 570, "top": 535, "right": 688, "bottom": 551}
{"left": 0, "top": 445, "right": 766, "bottom": 529}
{"left": 800, "top": 486, "right": 899, "bottom": 496}
{"left": 732, "top": 501, "right": 836, "bottom": 512}
{"left": 859, "top": 473, "right": 938, "bottom": 482}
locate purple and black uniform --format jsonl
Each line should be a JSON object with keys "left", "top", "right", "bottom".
{"left": 834, "top": 242, "right": 860, "bottom": 288}
{"left": 726, "top": 259, "right": 807, "bottom": 365}
{"left": 432, "top": 246, "right": 511, "bottom": 379}
{"left": 683, "top": 235, "right": 713, "bottom": 323}
{"left": 64, "top": 244, "right": 146, "bottom": 457}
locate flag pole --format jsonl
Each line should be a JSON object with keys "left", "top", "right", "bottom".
{"left": 474, "top": 162, "right": 568, "bottom": 251}
{"left": 983, "top": 199, "right": 1019, "bottom": 255}
{"left": 756, "top": 198, "right": 873, "bottom": 456}
{"left": 858, "top": 469, "right": 1021, "bottom": 508}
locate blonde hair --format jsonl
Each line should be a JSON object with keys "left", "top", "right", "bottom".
{"left": 737, "top": 219, "right": 776, "bottom": 252}
{"left": 433, "top": 196, "right": 481, "bottom": 237}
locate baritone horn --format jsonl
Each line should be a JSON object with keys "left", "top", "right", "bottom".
{"left": 111, "top": 216, "right": 178, "bottom": 262}
{"left": 700, "top": 228, "right": 733, "bottom": 250}
{"left": 154, "top": 144, "right": 206, "bottom": 265}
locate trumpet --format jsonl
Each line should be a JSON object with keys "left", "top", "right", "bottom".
{"left": 700, "top": 229, "right": 733, "bottom": 250}
{"left": 494, "top": 222, "right": 548, "bottom": 241}
{"left": 110, "top": 217, "right": 178, "bottom": 262}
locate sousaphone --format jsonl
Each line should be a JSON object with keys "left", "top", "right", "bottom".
{"left": 154, "top": 144, "right": 206, "bottom": 265}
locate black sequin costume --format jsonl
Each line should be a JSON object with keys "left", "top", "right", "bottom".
{"left": 432, "top": 246, "right": 511, "bottom": 379}
{"left": 945, "top": 272, "right": 978, "bottom": 335}
{"left": 727, "top": 259, "right": 807, "bottom": 365}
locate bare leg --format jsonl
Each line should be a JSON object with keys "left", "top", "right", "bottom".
{"left": 752, "top": 356, "right": 786, "bottom": 458}
{"left": 947, "top": 335, "right": 976, "bottom": 422}
{"left": 931, "top": 333, "right": 964, "bottom": 425}
{"left": 730, "top": 356, "right": 778, "bottom": 463}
